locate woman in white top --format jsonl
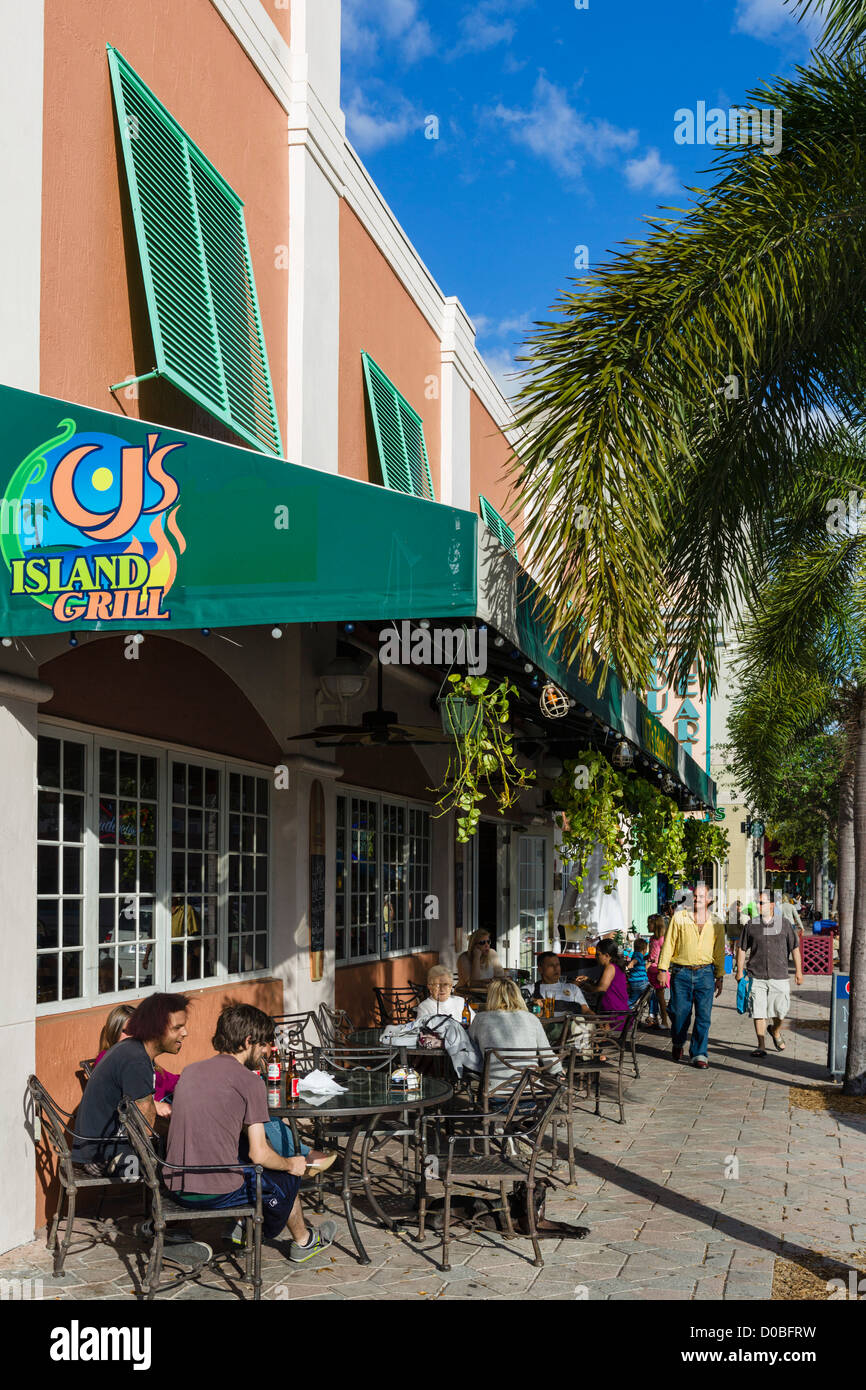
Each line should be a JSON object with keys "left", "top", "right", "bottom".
{"left": 414, "top": 964, "right": 473, "bottom": 1025}
{"left": 456, "top": 928, "right": 505, "bottom": 992}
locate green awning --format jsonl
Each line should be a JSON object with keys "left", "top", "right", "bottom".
{"left": 0, "top": 384, "right": 476, "bottom": 635}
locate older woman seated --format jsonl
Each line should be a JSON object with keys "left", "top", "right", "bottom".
{"left": 414, "top": 964, "right": 473, "bottom": 1025}
{"left": 468, "top": 978, "right": 562, "bottom": 1090}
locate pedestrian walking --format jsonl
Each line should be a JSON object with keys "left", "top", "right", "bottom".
{"left": 645, "top": 914, "right": 671, "bottom": 1028}
{"left": 657, "top": 907, "right": 726, "bottom": 1068}
{"left": 736, "top": 893, "right": 803, "bottom": 1057}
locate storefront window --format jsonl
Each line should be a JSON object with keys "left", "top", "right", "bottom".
{"left": 335, "top": 791, "right": 431, "bottom": 963}
{"left": 35, "top": 729, "right": 270, "bottom": 1010}
{"left": 518, "top": 836, "right": 547, "bottom": 973}
{"left": 36, "top": 735, "right": 86, "bottom": 1005}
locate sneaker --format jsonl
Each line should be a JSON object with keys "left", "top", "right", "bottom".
{"left": 692, "top": 1058, "right": 709, "bottom": 1070}
{"left": 134, "top": 1219, "right": 197, "bottom": 1246}
{"left": 227, "top": 1220, "right": 246, "bottom": 1248}
{"left": 289, "top": 1219, "right": 337, "bottom": 1263}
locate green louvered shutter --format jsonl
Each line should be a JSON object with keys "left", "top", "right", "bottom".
{"left": 107, "top": 47, "right": 282, "bottom": 457}
{"left": 479, "top": 495, "right": 517, "bottom": 555}
{"left": 361, "top": 352, "right": 435, "bottom": 501}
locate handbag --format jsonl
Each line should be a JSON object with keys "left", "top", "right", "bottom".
{"left": 736, "top": 974, "right": 752, "bottom": 1015}
{"left": 418, "top": 1013, "right": 451, "bottom": 1050}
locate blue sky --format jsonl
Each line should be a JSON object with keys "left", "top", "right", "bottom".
{"left": 341, "top": 0, "right": 823, "bottom": 396}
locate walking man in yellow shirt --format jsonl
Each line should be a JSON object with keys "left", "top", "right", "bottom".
{"left": 657, "top": 907, "right": 726, "bottom": 1068}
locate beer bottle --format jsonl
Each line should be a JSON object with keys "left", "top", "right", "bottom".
{"left": 289, "top": 1051, "right": 299, "bottom": 1101}
{"left": 266, "top": 1042, "right": 281, "bottom": 1084}
{"left": 462, "top": 999, "right": 472, "bottom": 1027}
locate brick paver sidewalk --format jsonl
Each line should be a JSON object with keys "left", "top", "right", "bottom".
{"left": 3, "top": 974, "right": 864, "bottom": 1300}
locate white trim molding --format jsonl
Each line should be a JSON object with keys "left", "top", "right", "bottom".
{"left": 0, "top": 0, "right": 44, "bottom": 392}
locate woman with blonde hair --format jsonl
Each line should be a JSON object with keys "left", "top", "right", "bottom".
{"left": 456, "top": 927, "right": 505, "bottom": 992}
{"left": 467, "top": 977, "right": 562, "bottom": 1090}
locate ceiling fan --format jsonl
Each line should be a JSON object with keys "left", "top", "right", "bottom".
{"left": 286, "top": 658, "right": 451, "bottom": 748}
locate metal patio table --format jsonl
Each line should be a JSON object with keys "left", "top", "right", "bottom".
{"left": 267, "top": 1071, "right": 452, "bottom": 1264}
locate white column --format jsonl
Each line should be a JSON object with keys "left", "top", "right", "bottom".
{"left": 0, "top": 674, "right": 53, "bottom": 1255}
{"left": 0, "top": 0, "right": 43, "bottom": 390}
{"left": 440, "top": 298, "right": 475, "bottom": 510}
{"left": 286, "top": 0, "right": 344, "bottom": 471}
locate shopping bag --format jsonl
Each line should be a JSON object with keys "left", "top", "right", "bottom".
{"left": 736, "top": 975, "right": 752, "bottom": 1015}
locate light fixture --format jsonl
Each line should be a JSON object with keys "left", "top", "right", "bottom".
{"left": 523, "top": 662, "right": 534, "bottom": 674}
{"left": 69, "top": 634, "right": 78, "bottom": 647}
{"left": 509, "top": 648, "right": 521, "bottom": 661}
{"left": 341, "top": 622, "right": 356, "bottom": 635}
{"left": 201, "top": 628, "right": 211, "bottom": 637}
{"left": 320, "top": 654, "right": 369, "bottom": 704}
{"left": 271, "top": 627, "right": 283, "bottom": 640}
{"left": 0, "top": 637, "right": 12, "bottom": 648}
{"left": 494, "top": 635, "right": 506, "bottom": 648}
{"left": 611, "top": 740, "right": 634, "bottom": 769}
{"left": 539, "top": 683, "right": 569, "bottom": 719}
{"left": 418, "top": 619, "right": 431, "bottom": 630}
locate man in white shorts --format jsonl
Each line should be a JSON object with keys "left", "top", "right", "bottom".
{"left": 736, "top": 893, "right": 803, "bottom": 1058}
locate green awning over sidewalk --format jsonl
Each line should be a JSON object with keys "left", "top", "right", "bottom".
{"left": 0, "top": 384, "right": 477, "bottom": 635}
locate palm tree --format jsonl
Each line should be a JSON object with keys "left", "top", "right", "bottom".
{"left": 511, "top": 14, "right": 866, "bottom": 1088}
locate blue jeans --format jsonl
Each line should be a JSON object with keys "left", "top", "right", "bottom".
{"left": 669, "top": 964, "right": 715, "bottom": 1058}
{"left": 172, "top": 1167, "right": 301, "bottom": 1239}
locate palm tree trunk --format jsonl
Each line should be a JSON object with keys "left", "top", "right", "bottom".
{"left": 838, "top": 759, "right": 855, "bottom": 974}
{"left": 844, "top": 685, "right": 866, "bottom": 1094}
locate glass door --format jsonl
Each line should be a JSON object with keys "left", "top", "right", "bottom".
{"left": 518, "top": 835, "right": 547, "bottom": 973}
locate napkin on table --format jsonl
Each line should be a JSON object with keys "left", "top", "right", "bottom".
{"left": 296, "top": 1068, "right": 348, "bottom": 1096}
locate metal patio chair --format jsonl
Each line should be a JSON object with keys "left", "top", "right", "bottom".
{"left": 270, "top": 1010, "right": 323, "bottom": 1069}
{"left": 27, "top": 1074, "right": 145, "bottom": 1276}
{"left": 417, "top": 1068, "right": 564, "bottom": 1271}
{"left": 373, "top": 985, "right": 426, "bottom": 1026}
{"left": 317, "top": 1003, "right": 355, "bottom": 1048}
{"left": 119, "top": 1097, "right": 263, "bottom": 1302}
{"left": 79, "top": 1058, "right": 97, "bottom": 1082}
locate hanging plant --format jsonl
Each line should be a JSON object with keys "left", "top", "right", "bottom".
{"left": 682, "top": 817, "right": 731, "bottom": 880}
{"left": 623, "top": 775, "right": 687, "bottom": 883}
{"left": 552, "top": 752, "right": 630, "bottom": 895}
{"left": 432, "top": 674, "right": 535, "bottom": 842}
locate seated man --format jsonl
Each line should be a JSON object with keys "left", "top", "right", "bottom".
{"left": 534, "top": 952, "right": 590, "bottom": 1014}
{"left": 72, "top": 992, "right": 191, "bottom": 1176}
{"left": 165, "top": 1003, "right": 336, "bottom": 1262}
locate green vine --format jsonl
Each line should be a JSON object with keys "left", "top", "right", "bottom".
{"left": 682, "top": 818, "right": 730, "bottom": 879}
{"left": 552, "top": 753, "right": 630, "bottom": 895}
{"left": 431, "top": 675, "right": 535, "bottom": 842}
{"left": 623, "top": 775, "right": 687, "bottom": 883}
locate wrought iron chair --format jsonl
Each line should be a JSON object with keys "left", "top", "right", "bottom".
{"left": 373, "top": 985, "right": 426, "bottom": 1026}
{"left": 27, "top": 1075, "right": 145, "bottom": 1276}
{"left": 417, "top": 1068, "right": 564, "bottom": 1271}
{"left": 79, "top": 1058, "right": 97, "bottom": 1082}
{"left": 119, "top": 1097, "right": 263, "bottom": 1301}
{"left": 580, "top": 999, "right": 647, "bottom": 1124}
{"left": 270, "top": 1011, "right": 323, "bottom": 1069}
{"left": 317, "top": 1003, "right": 355, "bottom": 1048}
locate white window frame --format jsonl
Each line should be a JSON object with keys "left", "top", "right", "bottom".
{"left": 36, "top": 717, "right": 272, "bottom": 1016}
{"left": 334, "top": 785, "right": 433, "bottom": 967}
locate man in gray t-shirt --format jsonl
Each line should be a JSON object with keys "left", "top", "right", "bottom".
{"left": 736, "top": 895, "right": 803, "bottom": 1058}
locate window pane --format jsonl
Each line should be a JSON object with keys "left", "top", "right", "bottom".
{"left": 61, "top": 952, "right": 81, "bottom": 1000}
{"left": 171, "top": 943, "right": 184, "bottom": 983}
{"left": 38, "top": 790, "right": 61, "bottom": 841}
{"left": 119, "top": 801, "right": 138, "bottom": 845}
{"left": 140, "top": 804, "right": 157, "bottom": 847}
{"left": 37, "top": 954, "right": 58, "bottom": 1004}
{"left": 63, "top": 742, "right": 85, "bottom": 792}
{"left": 63, "top": 846, "right": 82, "bottom": 895}
{"left": 37, "top": 901, "right": 59, "bottom": 951}
{"left": 63, "top": 794, "right": 84, "bottom": 844}
{"left": 99, "top": 747, "right": 117, "bottom": 793}
{"left": 140, "top": 756, "right": 158, "bottom": 800}
{"left": 187, "top": 764, "right": 203, "bottom": 807}
{"left": 205, "top": 768, "right": 219, "bottom": 808}
{"left": 172, "top": 761, "right": 186, "bottom": 804}
{"left": 99, "top": 847, "right": 116, "bottom": 893}
{"left": 99, "top": 799, "right": 117, "bottom": 844}
{"left": 37, "top": 845, "right": 58, "bottom": 896}
{"left": 140, "top": 850, "right": 156, "bottom": 895}
{"left": 98, "top": 949, "right": 115, "bottom": 993}
{"left": 38, "top": 737, "right": 61, "bottom": 789}
{"left": 62, "top": 900, "right": 82, "bottom": 948}
{"left": 119, "top": 752, "right": 137, "bottom": 797}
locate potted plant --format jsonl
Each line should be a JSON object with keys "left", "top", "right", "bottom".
{"left": 552, "top": 752, "right": 630, "bottom": 895}
{"left": 432, "top": 674, "right": 535, "bottom": 842}
{"left": 623, "top": 775, "right": 687, "bottom": 883}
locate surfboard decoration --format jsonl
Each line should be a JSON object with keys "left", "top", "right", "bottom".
{"left": 309, "top": 780, "right": 326, "bottom": 982}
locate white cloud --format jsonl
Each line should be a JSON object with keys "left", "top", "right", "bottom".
{"left": 342, "top": 0, "right": 434, "bottom": 66}
{"left": 624, "top": 147, "right": 679, "bottom": 196}
{"left": 732, "top": 0, "right": 825, "bottom": 43}
{"left": 344, "top": 86, "right": 421, "bottom": 154}
{"left": 492, "top": 75, "right": 638, "bottom": 181}
{"left": 479, "top": 345, "right": 526, "bottom": 402}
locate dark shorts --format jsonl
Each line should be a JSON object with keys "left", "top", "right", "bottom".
{"left": 172, "top": 1167, "right": 301, "bottom": 1240}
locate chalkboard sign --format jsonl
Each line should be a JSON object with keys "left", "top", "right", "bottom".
{"left": 309, "top": 781, "right": 325, "bottom": 981}
{"left": 828, "top": 971, "right": 850, "bottom": 1078}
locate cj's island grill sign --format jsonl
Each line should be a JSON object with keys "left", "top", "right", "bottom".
{"left": 1, "top": 418, "right": 185, "bottom": 624}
